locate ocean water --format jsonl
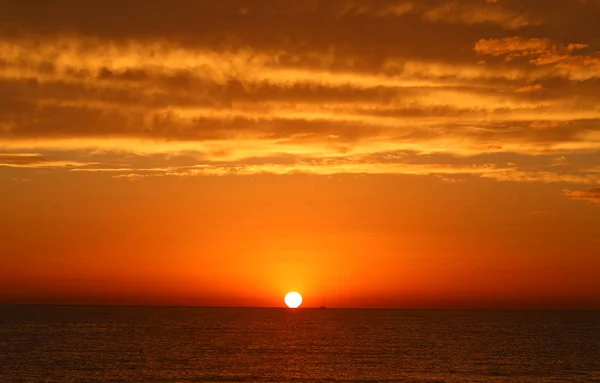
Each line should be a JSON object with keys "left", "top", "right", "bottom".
{"left": 1, "top": 306, "right": 599, "bottom": 383}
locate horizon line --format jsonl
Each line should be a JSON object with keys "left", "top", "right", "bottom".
{"left": 1, "top": 303, "right": 599, "bottom": 312}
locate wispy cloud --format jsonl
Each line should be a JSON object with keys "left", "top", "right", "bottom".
{"left": 515, "top": 84, "right": 543, "bottom": 93}
{"left": 563, "top": 188, "right": 600, "bottom": 204}
{"left": 0, "top": 153, "right": 98, "bottom": 168}
{"left": 0, "top": 0, "right": 599, "bottom": 187}
{"left": 475, "top": 36, "right": 600, "bottom": 80}
{"left": 483, "top": 171, "right": 600, "bottom": 185}
{"left": 72, "top": 161, "right": 512, "bottom": 179}
{"left": 421, "top": 0, "right": 541, "bottom": 29}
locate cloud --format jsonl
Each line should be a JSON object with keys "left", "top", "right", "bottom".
{"left": 0, "top": 153, "right": 98, "bottom": 168}
{"left": 563, "top": 188, "right": 600, "bottom": 204}
{"left": 335, "top": 0, "right": 540, "bottom": 29}
{"left": 475, "top": 36, "right": 600, "bottom": 79}
{"left": 515, "top": 84, "right": 543, "bottom": 93}
{"left": 483, "top": 171, "right": 600, "bottom": 185}
{"left": 421, "top": 0, "right": 541, "bottom": 29}
{"left": 76, "top": 161, "right": 511, "bottom": 179}
{"left": 0, "top": 33, "right": 462, "bottom": 96}
{"left": 0, "top": 1, "right": 598, "bottom": 182}
{"left": 336, "top": 1, "right": 414, "bottom": 17}
{"left": 2, "top": 32, "right": 599, "bottom": 163}
{"left": 529, "top": 121, "right": 563, "bottom": 129}
{"left": 474, "top": 37, "right": 557, "bottom": 57}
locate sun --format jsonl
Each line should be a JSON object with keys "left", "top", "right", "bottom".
{"left": 284, "top": 292, "right": 303, "bottom": 308}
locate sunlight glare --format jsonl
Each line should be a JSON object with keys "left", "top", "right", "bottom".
{"left": 284, "top": 292, "right": 303, "bottom": 308}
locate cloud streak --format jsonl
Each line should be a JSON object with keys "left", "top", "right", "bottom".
{"left": 0, "top": 0, "right": 599, "bottom": 192}
{"left": 475, "top": 36, "right": 600, "bottom": 80}
{"left": 563, "top": 188, "right": 600, "bottom": 204}
{"left": 0, "top": 153, "right": 98, "bottom": 168}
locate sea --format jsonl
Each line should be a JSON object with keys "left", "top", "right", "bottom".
{"left": 1, "top": 306, "right": 599, "bottom": 383}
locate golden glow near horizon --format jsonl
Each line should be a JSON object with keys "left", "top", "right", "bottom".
{"left": 0, "top": 1, "right": 599, "bottom": 310}
{"left": 284, "top": 292, "right": 303, "bottom": 308}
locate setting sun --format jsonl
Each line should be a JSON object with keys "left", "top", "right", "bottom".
{"left": 284, "top": 292, "right": 302, "bottom": 308}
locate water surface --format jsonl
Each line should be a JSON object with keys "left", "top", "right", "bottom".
{"left": 1, "top": 306, "right": 599, "bottom": 382}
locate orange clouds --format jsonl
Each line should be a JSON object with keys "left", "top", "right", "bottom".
{"left": 0, "top": 153, "right": 97, "bottom": 168}
{"left": 475, "top": 36, "right": 600, "bottom": 79}
{"left": 515, "top": 84, "right": 543, "bottom": 93}
{"left": 0, "top": 0, "right": 598, "bottom": 196}
{"left": 474, "top": 37, "right": 557, "bottom": 58}
{"left": 253, "top": 0, "right": 539, "bottom": 29}
{"left": 421, "top": 0, "right": 541, "bottom": 29}
{"left": 483, "top": 171, "right": 600, "bottom": 185}
{"left": 563, "top": 188, "right": 600, "bottom": 204}
{"left": 74, "top": 161, "right": 513, "bottom": 179}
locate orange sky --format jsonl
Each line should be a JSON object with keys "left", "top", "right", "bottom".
{"left": 0, "top": 0, "right": 599, "bottom": 309}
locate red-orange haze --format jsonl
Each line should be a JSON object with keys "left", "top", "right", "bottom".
{"left": 0, "top": 1, "right": 599, "bottom": 310}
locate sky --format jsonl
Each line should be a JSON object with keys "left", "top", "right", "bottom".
{"left": 0, "top": 0, "right": 599, "bottom": 309}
